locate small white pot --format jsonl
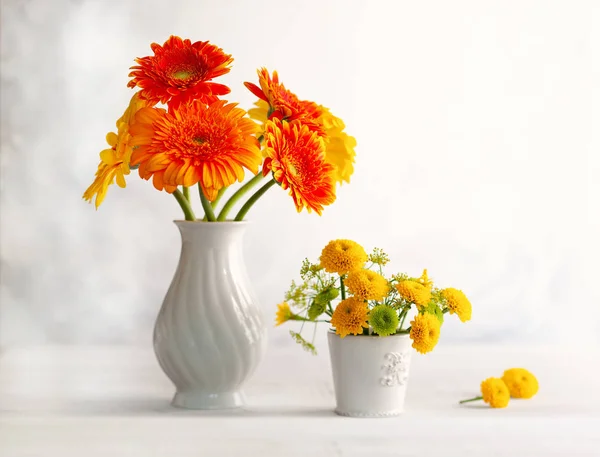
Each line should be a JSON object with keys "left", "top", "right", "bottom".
{"left": 327, "top": 332, "right": 412, "bottom": 417}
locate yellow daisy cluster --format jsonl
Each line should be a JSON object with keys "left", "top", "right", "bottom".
{"left": 441, "top": 288, "right": 472, "bottom": 323}
{"left": 396, "top": 280, "right": 431, "bottom": 308}
{"left": 409, "top": 312, "right": 441, "bottom": 354}
{"left": 345, "top": 269, "right": 389, "bottom": 301}
{"left": 319, "top": 239, "right": 367, "bottom": 275}
{"left": 330, "top": 297, "right": 369, "bottom": 338}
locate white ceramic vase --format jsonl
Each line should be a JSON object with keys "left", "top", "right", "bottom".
{"left": 327, "top": 332, "right": 412, "bottom": 417}
{"left": 153, "top": 221, "right": 267, "bottom": 409}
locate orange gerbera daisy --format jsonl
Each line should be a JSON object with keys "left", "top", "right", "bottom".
{"left": 244, "top": 68, "right": 324, "bottom": 134}
{"left": 263, "top": 119, "right": 336, "bottom": 214}
{"left": 128, "top": 36, "right": 233, "bottom": 108}
{"left": 129, "top": 100, "right": 261, "bottom": 200}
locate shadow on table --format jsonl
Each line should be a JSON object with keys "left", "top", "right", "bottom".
{"left": 61, "top": 398, "right": 337, "bottom": 418}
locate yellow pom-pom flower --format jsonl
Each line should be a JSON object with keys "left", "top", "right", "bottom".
{"left": 319, "top": 239, "right": 367, "bottom": 275}
{"left": 441, "top": 288, "right": 472, "bottom": 323}
{"left": 409, "top": 312, "right": 441, "bottom": 354}
{"left": 330, "top": 297, "right": 369, "bottom": 338}
{"left": 480, "top": 377, "right": 510, "bottom": 408}
{"left": 460, "top": 377, "right": 510, "bottom": 408}
{"left": 396, "top": 280, "right": 432, "bottom": 308}
{"left": 502, "top": 368, "right": 539, "bottom": 399}
{"left": 345, "top": 269, "right": 389, "bottom": 301}
{"left": 275, "top": 302, "right": 292, "bottom": 326}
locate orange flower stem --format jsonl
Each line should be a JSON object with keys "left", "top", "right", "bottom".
{"left": 459, "top": 396, "right": 483, "bottom": 404}
{"left": 233, "top": 179, "right": 277, "bottom": 221}
{"left": 173, "top": 189, "right": 196, "bottom": 221}
{"left": 182, "top": 186, "right": 190, "bottom": 203}
{"left": 217, "top": 173, "right": 265, "bottom": 221}
{"left": 198, "top": 184, "right": 216, "bottom": 222}
{"left": 211, "top": 187, "right": 227, "bottom": 210}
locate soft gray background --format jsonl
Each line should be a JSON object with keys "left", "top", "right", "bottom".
{"left": 1, "top": 0, "right": 599, "bottom": 348}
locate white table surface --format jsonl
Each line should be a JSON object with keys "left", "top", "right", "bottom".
{"left": 0, "top": 344, "right": 599, "bottom": 456}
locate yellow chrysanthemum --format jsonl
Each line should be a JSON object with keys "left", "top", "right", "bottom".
{"left": 345, "top": 270, "right": 389, "bottom": 301}
{"left": 415, "top": 269, "right": 433, "bottom": 289}
{"left": 502, "top": 368, "right": 539, "bottom": 399}
{"left": 409, "top": 312, "right": 441, "bottom": 354}
{"left": 396, "top": 280, "right": 432, "bottom": 308}
{"left": 318, "top": 107, "right": 356, "bottom": 184}
{"left": 320, "top": 239, "right": 367, "bottom": 275}
{"left": 330, "top": 297, "right": 369, "bottom": 338}
{"left": 83, "top": 93, "right": 148, "bottom": 208}
{"left": 480, "top": 377, "right": 510, "bottom": 408}
{"left": 275, "top": 302, "right": 292, "bottom": 327}
{"left": 441, "top": 288, "right": 472, "bottom": 323}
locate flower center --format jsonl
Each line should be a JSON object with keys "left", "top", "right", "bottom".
{"left": 193, "top": 137, "right": 206, "bottom": 145}
{"left": 172, "top": 68, "right": 194, "bottom": 80}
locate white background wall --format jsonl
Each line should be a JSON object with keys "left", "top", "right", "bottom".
{"left": 1, "top": 0, "right": 598, "bottom": 349}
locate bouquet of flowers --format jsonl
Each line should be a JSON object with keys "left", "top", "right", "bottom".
{"left": 275, "top": 239, "right": 473, "bottom": 354}
{"left": 83, "top": 36, "right": 356, "bottom": 220}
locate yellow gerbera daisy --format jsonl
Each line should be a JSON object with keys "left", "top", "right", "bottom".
{"left": 396, "top": 280, "right": 432, "bottom": 308}
{"left": 345, "top": 269, "right": 389, "bottom": 301}
{"left": 480, "top": 377, "right": 510, "bottom": 408}
{"left": 441, "top": 288, "right": 472, "bottom": 323}
{"left": 275, "top": 302, "right": 292, "bottom": 326}
{"left": 501, "top": 368, "right": 539, "bottom": 399}
{"left": 83, "top": 93, "right": 148, "bottom": 208}
{"left": 409, "top": 312, "right": 441, "bottom": 354}
{"left": 330, "top": 297, "right": 369, "bottom": 338}
{"left": 318, "top": 107, "right": 356, "bottom": 184}
{"left": 320, "top": 239, "right": 367, "bottom": 275}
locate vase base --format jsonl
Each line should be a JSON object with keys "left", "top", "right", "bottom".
{"left": 172, "top": 391, "right": 245, "bottom": 410}
{"left": 334, "top": 408, "right": 403, "bottom": 418}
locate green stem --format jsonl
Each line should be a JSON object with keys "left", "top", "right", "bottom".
{"left": 217, "top": 173, "right": 265, "bottom": 221}
{"left": 198, "top": 184, "right": 216, "bottom": 222}
{"left": 459, "top": 396, "right": 483, "bottom": 404}
{"left": 234, "top": 179, "right": 277, "bottom": 221}
{"left": 340, "top": 276, "right": 346, "bottom": 301}
{"left": 211, "top": 187, "right": 227, "bottom": 210}
{"left": 399, "top": 308, "right": 409, "bottom": 329}
{"left": 182, "top": 186, "right": 190, "bottom": 203}
{"left": 173, "top": 189, "right": 196, "bottom": 221}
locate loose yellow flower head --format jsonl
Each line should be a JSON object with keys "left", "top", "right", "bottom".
{"left": 83, "top": 93, "right": 149, "bottom": 208}
{"left": 345, "top": 269, "right": 389, "bottom": 301}
{"left": 275, "top": 302, "right": 292, "bottom": 326}
{"left": 320, "top": 239, "right": 367, "bottom": 275}
{"left": 396, "top": 280, "right": 432, "bottom": 308}
{"left": 319, "top": 107, "right": 356, "bottom": 184}
{"left": 480, "top": 377, "right": 510, "bottom": 408}
{"left": 502, "top": 368, "right": 539, "bottom": 399}
{"left": 416, "top": 269, "right": 433, "bottom": 289}
{"left": 330, "top": 297, "right": 369, "bottom": 338}
{"left": 441, "top": 288, "right": 472, "bottom": 323}
{"left": 409, "top": 312, "right": 441, "bottom": 354}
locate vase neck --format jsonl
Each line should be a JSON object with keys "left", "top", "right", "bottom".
{"left": 175, "top": 221, "right": 248, "bottom": 248}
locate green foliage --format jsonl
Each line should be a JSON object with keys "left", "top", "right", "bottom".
{"left": 424, "top": 301, "right": 444, "bottom": 324}
{"left": 300, "top": 258, "right": 323, "bottom": 281}
{"left": 284, "top": 280, "right": 309, "bottom": 309}
{"left": 314, "top": 287, "right": 339, "bottom": 305}
{"left": 289, "top": 331, "right": 317, "bottom": 355}
{"left": 308, "top": 300, "right": 327, "bottom": 320}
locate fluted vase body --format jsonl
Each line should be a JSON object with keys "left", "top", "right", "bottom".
{"left": 153, "top": 221, "right": 267, "bottom": 409}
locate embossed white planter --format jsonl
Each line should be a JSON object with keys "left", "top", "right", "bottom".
{"left": 153, "top": 221, "right": 267, "bottom": 410}
{"left": 327, "top": 332, "right": 412, "bottom": 417}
